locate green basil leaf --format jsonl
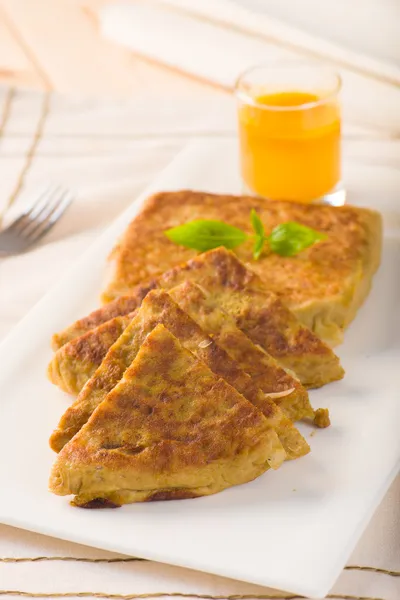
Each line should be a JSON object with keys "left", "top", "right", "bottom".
{"left": 253, "top": 235, "right": 265, "bottom": 260}
{"left": 250, "top": 209, "right": 266, "bottom": 259}
{"left": 269, "top": 222, "right": 326, "bottom": 257}
{"left": 165, "top": 219, "right": 248, "bottom": 252}
{"left": 250, "top": 209, "right": 265, "bottom": 238}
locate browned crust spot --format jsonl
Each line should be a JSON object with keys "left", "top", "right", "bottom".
{"left": 73, "top": 498, "right": 121, "bottom": 509}
{"left": 145, "top": 489, "right": 200, "bottom": 502}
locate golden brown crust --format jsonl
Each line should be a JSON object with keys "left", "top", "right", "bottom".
{"left": 48, "top": 313, "right": 134, "bottom": 395}
{"left": 102, "top": 190, "right": 382, "bottom": 345}
{"left": 158, "top": 248, "right": 344, "bottom": 387}
{"left": 52, "top": 248, "right": 343, "bottom": 388}
{"left": 49, "top": 325, "right": 279, "bottom": 506}
{"left": 168, "top": 281, "right": 313, "bottom": 422}
{"left": 52, "top": 296, "right": 150, "bottom": 351}
{"left": 50, "top": 289, "right": 308, "bottom": 463}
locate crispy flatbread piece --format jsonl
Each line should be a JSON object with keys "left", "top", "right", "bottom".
{"left": 169, "top": 281, "right": 314, "bottom": 423}
{"left": 49, "top": 325, "right": 280, "bottom": 507}
{"left": 52, "top": 248, "right": 344, "bottom": 388}
{"left": 48, "top": 313, "right": 134, "bottom": 395}
{"left": 52, "top": 298, "right": 147, "bottom": 351}
{"left": 103, "top": 190, "right": 382, "bottom": 345}
{"left": 50, "top": 290, "right": 309, "bottom": 462}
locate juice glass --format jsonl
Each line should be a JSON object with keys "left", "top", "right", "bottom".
{"left": 235, "top": 63, "right": 343, "bottom": 204}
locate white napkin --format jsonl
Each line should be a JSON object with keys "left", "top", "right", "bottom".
{"left": 99, "top": 0, "right": 400, "bottom": 135}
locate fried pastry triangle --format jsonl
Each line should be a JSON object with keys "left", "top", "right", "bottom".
{"left": 50, "top": 290, "right": 309, "bottom": 463}
{"left": 49, "top": 325, "right": 279, "bottom": 507}
{"left": 48, "top": 313, "right": 134, "bottom": 395}
{"left": 168, "top": 281, "right": 315, "bottom": 423}
{"left": 51, "top": 248, "right": 344, "bottom": 388}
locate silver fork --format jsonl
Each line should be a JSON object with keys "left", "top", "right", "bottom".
{"left": 0, "top": 184, "right": 74, "bottom": 255}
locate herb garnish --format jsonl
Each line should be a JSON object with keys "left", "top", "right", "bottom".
{"left": 165, "top": 210, "right": 326, "bottom": 260}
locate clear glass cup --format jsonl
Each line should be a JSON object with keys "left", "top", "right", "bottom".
{"left": 235, "top": 62, "right": 344, "bottom": 205}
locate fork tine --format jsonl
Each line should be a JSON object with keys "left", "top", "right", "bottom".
{"left": 22, "top": 185, "right": 69, "bottom": 237}
{"left": 0, "top": 184, "right": 74, "bottom": 255}
{"left": 26, "top": 191, "right": 73, "bottom": 244}
{"left": 18, "top": 186, "right": 68, "bottom": 240}
{"left": 6, "top": 184, "right": 60, "bottom": 235}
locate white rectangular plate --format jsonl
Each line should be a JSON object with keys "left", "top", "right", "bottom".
{"left": 0, "top": 139, "right": 399, "bottom": 598}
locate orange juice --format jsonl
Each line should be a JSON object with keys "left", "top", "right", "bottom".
{"left": 238, "top": 91, "right": 341, "bottom": 203}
